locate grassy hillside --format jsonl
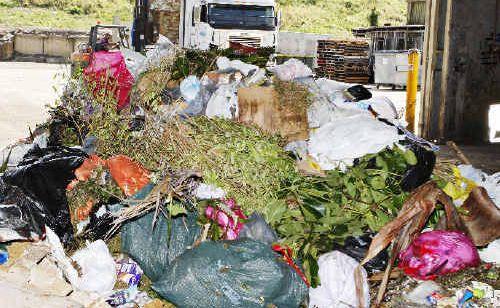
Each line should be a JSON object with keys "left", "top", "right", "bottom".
{"left": 0, "top": 0, "right": 406, "bottom": 36}
{"left": 0, "top": 0, "right": 133, "bottom": 29}
{"left": 279, "top": 0, "right": 407, "bottom": 36}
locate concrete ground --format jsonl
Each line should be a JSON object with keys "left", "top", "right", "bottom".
{"left": 0, "top": 62, "right": 68, "bottom": 149}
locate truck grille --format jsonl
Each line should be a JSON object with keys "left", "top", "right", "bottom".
{"left": 229, "top": 36, "right": 262, "bottom": 48}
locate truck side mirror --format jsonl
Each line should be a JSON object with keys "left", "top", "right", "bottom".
{"left": 200, "top": 5, "right": 208, "bottom": 23}
{"left": 193, "top": 5, "right": 201, "bottom": 24}
{"left": 276, "top": 9, "right": 282, "bottom": 27}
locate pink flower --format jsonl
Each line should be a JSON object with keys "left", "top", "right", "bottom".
{"left": 233, "top": 208, "right": 247, "bottom": 219}
{"left": 224, "top": 198, "right": 236, "bottom": 209}
{"left": 216, "top": 210, "right": 229, "bottom": 228}
{"left": 205, "top": 206, "right": 215, "bottom": 219}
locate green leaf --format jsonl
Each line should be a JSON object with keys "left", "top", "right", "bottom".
{"left": 375, "top": 156, "right": 389, "bottom": 171}
{"left": 369, "top": 176, "right": 386, "bottom": 190}
{"left": 265, "top": 201, "right": 287, "bottom": 224}
{"left": 168, "top": 202, "right": 187, "bottom": 216}
{"left": 346, "top": 182, "right": 357, "bottom": 198}
{"left": 403, "top": 150, "right": 418, "bottom": 166}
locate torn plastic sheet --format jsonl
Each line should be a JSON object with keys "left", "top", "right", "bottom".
{"left": 2, "top": 146, "right": 87, "bottom": 244}
{"left": 0, "top": 178, "right": 45, "bottom": 242}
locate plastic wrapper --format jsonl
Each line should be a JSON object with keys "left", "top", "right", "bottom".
{"left": 2, "top": 146, "right": 87, "bottom": 244}
{"left": 152, "top": 239, "right": 308, "bottom": 307}
{"left": 115, "top": 256, "right": 143, "bottom": 288}
{"left": 83, "top": 51, "right": 135, "bottom": 110}
{"left": 106, "top": 155, "right": 150, "bottom": 197}
{"left": 398, "top": 231, "right": 480, "bottom": 280}
{"left": 308, "top": 251, "right": 370, "bottom": 308}
{"left": 331, "top": 232, "right": 388, "bottom": 274}
{"left": 121, "top": 210, "right": 201, "bottom": 281}
{"left": 456, "top": 165, "right": 499, "bottom": 207}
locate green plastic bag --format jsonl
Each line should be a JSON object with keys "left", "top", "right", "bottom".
{"left": 152, "top": 239, "right": 308, "bottom": 308}
{"left": 121, "top": 210, "right": 201, "bottom": 281}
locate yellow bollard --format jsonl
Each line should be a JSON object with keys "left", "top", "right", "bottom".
{"left": 406, "top": 49, "right": 420, "bottom": 133}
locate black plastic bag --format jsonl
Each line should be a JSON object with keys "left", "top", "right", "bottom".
{"left": 401, "top": 143, "right": 436, "bottom": 191}
{"left": 0, "top": 178, "right": 45, "bottom": 242}
{"left": 346, "top": 85, "right": 372, "bottom": 101}
{"left": 2, "top": 146, "right": 87, "bottom": 244}
{"left": 153, "top": 239, "right": 308, "bottom": 308}
{"left": 332, "top": 232, "right": 388, "bottom": 274}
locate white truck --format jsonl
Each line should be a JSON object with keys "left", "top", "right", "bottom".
{"left": 178, "top": 0, "right": 280, "bottom": 50}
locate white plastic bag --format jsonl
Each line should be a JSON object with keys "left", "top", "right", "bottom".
{"left": 180, "top": 76, "right": 201, "bottom": 102}
{"left": 309, "top": 251, "right": 370, "bottom": 308}
{"left": 121, "top": 49, "right": 146, "bottom": 78}
{"left": 45, "top": 228, "right": 116, "bottom": 295}
{"left": 216, "top": 57, "right": 259, "bottom": 76}
{"left": 71, "top": 240, "right": 116, "bottom": 294}
{"left": 478, "top": 239, "right": 500, "bottom": 263}
{"left": 269, "top": 58, "right": 312, "bottom": 81}
{"left": 205, "top": 84, "right": 239, "bottom": 119}
{"left": 308, "top": 113, "right": 401, "bottom": 170}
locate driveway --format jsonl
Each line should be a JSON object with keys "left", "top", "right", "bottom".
{"left": 0, "top": 62, "right": 68, "bottom": 149}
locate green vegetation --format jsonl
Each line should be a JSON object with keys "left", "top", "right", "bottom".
{"left": 0, "top": 0, "right": 406, "bottom": 35}
{"left": 278, "top": 0, "right": 407, "bottom": 36}
{"left": 0, "top": 0, "right": 133, "bottom": 29}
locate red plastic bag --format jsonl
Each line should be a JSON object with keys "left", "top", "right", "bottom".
{"left": 398, "top": 230, "right": 480, "bottom": 280}
{"left": 84, "top": 51, "right": 134, "bottom": 110}
{"left": 106, "top": 155, "right": 150, "bottom": 197}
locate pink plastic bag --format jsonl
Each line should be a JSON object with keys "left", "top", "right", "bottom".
{"left": 84, "top": 51, "right": 134, "bottom": 110}
{"left": 398, "top": 230, "right": 480, "bottom": 280}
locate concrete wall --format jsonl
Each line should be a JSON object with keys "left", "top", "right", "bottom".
{"left": 420, "top": 0, "right": 500, "bottom": 143}
{"left": 4, "top": 29, "right": 89, "bottom": 60}
{"left": 277, "top": 31, "right": 335, "bottom": 58}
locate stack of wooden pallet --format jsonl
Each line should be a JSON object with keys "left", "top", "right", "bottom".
{"left": 316, "top": 39, "right": 370, "bottom": 84}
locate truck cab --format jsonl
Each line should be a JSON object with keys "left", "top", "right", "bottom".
{"left": 181, "top": 0, "right": 280, "bottom": 50}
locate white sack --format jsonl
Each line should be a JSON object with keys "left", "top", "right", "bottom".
{"left": 309, "top": 251, "right": 370, "bottom": 308}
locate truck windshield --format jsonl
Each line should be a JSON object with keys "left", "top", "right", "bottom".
{"left": 208, "top": 4, "right": 275, "bottom": 30}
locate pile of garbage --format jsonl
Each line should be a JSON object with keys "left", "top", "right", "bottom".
{"left": 1, "top": 38, "right": 499, "bottom": 307}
